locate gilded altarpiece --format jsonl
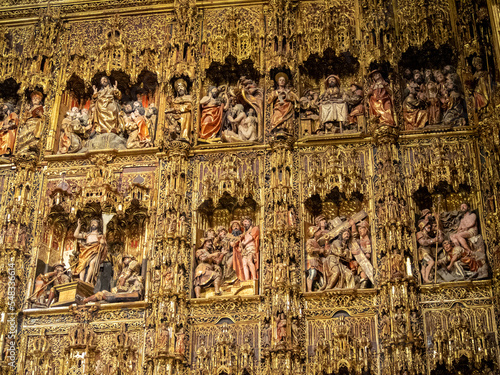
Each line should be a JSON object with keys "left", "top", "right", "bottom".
{"left": 0, "top": 0, "right": 500, "bottom": 374}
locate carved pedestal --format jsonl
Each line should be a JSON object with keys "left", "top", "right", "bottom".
{"left": 51, "top": 280, "right": 95, "bottom": 307}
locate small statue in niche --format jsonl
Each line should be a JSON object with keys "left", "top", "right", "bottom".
{"left": 196, "top": 338, "right": 210, "bottom": 369}
{"left": 276, "top": 312, "right": 287, "bottom": 342}
{"left": 319, "top": 75, "right": 348, "bottom": 133}
{"left": 17, "top": 91, "right": 44, "bottom": 155}
{"left": 4, "top": 222, "right": 16, "bottom": 244}
{"left": 199, "top": 86, "right": 228, "bottom": 141}
{"left": 366, "top": 70, "right": 396, "bottom": 129}
{"left": 268, "top": 72, "right": 299, "bottom": 135}
{"left": 470, "top": 56, "right": 491, "bottom": 113}
{"left": 175, "top": 327, "right": 186, "bottom": 356}
{"left": 299, "top": 89, "right": 320, "bottom": 136}
{"left": 165, "top": 78, "right": 193, "bottom": 142}
{"left": 83, "top": 254, "right": 144, "bottom": 303}
{"left": 240, "top": 335, "right": 254, "bottom": 370}
{"left": 0, "top": 103, "right": 19, "bottom": 156}
{"left": 262, "top": 321, "right": 271, "bottom": 347}
{"left": 291, "top": 318, "right": 300, "bottom": 346}
{"left": 90, "top": 76, "right": 122, "bottom": 134}
{"left": 73, "top": 218, "right": 107, "bottom": 285}
{"left": 274, "top": 254, "right": 288, "bottom": 284}
{"left": 30, "top": 263, "right": 71, "bottom": 307}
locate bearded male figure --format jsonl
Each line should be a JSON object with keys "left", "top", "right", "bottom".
{"left": 91, "top": 76, "right": 122, "bottom": 134}
{"left": 73, "top": 218, "right": 107, "bottom": 285}
{"left": 233, "top": 217, "right": 260, "bottom": 281}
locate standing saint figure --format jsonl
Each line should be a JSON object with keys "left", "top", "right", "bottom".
{"left": 0, "top": 103, "right": 18, "bottom": 156}
{"left": 17, "top": 91, "right": 44, "bottom": 154}
{"left": 199, "top": 86, "right": 227, "bottom": 140}
{"left": 233, "top": 217, "right": 260, "bottom": 281}
{"left": 367, "top": 70, "right": 396, "bottom": 128}
{"left": 91, "top": 76, "right": 122, "bottom": 134}
{"left": 165, "top": 78, "right": 193, "bottom": 141}
{"left": 73, "top": 218, "right": 107, "bottom": 285}
{"left": 268, "top": 72, "right": 299, "bottom": 134}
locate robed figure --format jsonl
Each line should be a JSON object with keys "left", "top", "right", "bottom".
{"left": 0, "top": 103, "right": 18, "bottom": 155}
{"left": 199, "top": 86, "right": 227, "bottom": 140}
{"left": 73, "top": 218, "right": 107, "bottom": 285}
{"left": 91, "top": 76, "right": 123, "bottom": 134}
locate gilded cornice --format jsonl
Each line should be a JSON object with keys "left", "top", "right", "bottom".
{"left": 0, "top": 0, "right": 269, "bottom": 25}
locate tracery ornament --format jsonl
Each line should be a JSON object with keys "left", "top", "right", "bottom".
{"left": 403, "top": 138, "right": 476, "bottom": 195}
{"left": 307, "top": 315, "right": 375, "bottom": 374}
{"left": 297, "top": 1, "right": 357, "bottom": 65}
{"left": 425, "top": 304, "right": 498, "bottom": 373}
{"left": 201, "top": 7, "right": 263, "bottom": 74}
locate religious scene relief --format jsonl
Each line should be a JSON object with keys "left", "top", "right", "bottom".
{"left": 192, "top": 154, "right": 262, "bottom": 297}
{"left": 1, "top": 1, "right": 500, "bottom": 374}
{"left": 302, "top": 147, "right": 373, "bottom": 292}
{"left": 402, "top": 65, "right": 468, "bottom": 131}
{"left": 198, "top": 73, "right": 263, "bottom": 144}
{"left": 56, "top": 72, "right": 158, "bottom": 154}
{"left": 30, "top": 169, "right": 153, "bottom": 308}
{"left": 415, "top": 197, "right": 489, "bottom": 284}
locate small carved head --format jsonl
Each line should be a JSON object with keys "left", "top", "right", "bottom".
{"left": 31, "top": 91, "right": 43, "bottom": 104}
{"left": 100, "top": 76, "right": 111, "bottom": 87}
{"left": 460, "top": 202, "right": 470, "bottom": 212}
{"left": 242, "top": 216, "right": 253, "bottom": 230}
{"left": 175, "top": 79, "right": 188, "bottom": 96}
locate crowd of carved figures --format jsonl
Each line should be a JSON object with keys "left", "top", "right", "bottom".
{"left": 0, "top": 0, "right": 500, "bottom": 374}
{"left": 0, "top": 60, "right": 493, "bottom": 157}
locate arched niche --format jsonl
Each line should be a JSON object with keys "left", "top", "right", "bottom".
{"left": 302, "top": 147, "right": 373, "bottom": 292}
{"left": 55, "top": 69, "right": 159, "bottom": 154}
{"left": 411, "top": 181, "right": 489, "bottom": 285}
{"left": 193, "top": 192, "right": 260, "bottom": 299}
{"left": 31, "top": 175, "right": 151, "bottom": 308}
{"left": 298, "top": 50, "right": 365, "bottom": 137}
{"left": 399, "top": 42, "right": 468, "bottom": 131}
{"left": 198, "top": 56, "right": 263, "bottom": 144}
